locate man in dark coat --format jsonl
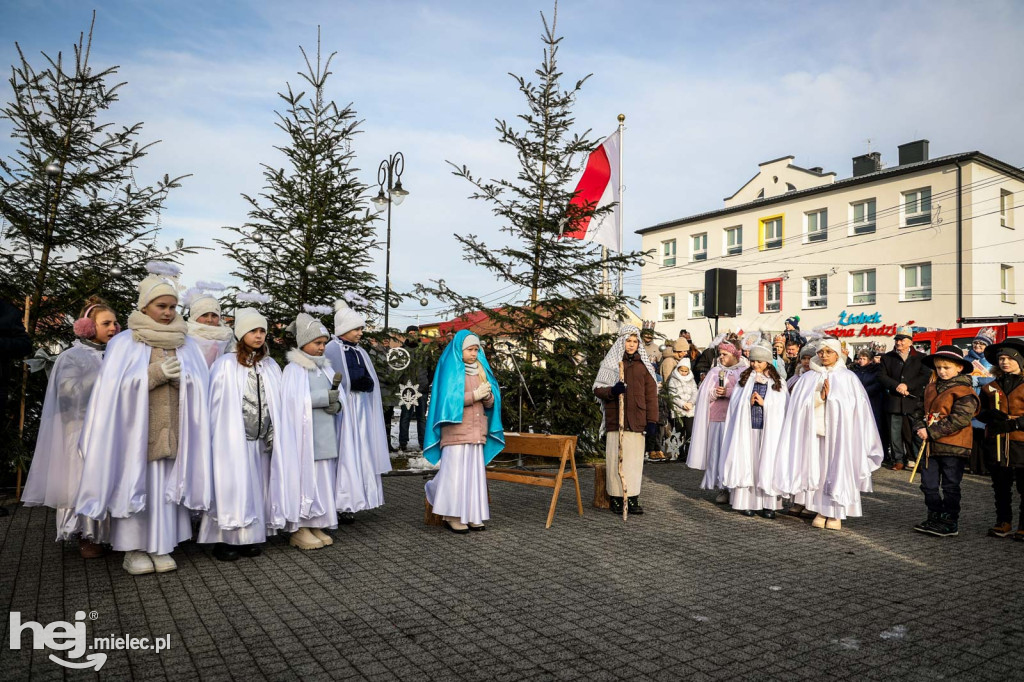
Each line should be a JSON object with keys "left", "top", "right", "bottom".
{"left": 398, "top": 325, "right": 434, "bottom": 451}
{"left": 878, "top": 326, "right": 933, "bottom": 469}
{"left": 0, "top": 299, "right": 33, "bottom": 516}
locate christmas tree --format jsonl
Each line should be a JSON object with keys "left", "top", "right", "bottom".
{"left": 219, "top": 29, "right": 380, "bottom": 355}
{"left": 421, "top": 6, "right": 643, "bottom": 455}
{"left": 0, "top": 14, "right": 196, "bottom": 485}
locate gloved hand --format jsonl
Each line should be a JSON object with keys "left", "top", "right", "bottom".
{"left": 160, "top": 357, "right": 182, "bottom": 380}
{"left": 351, "top": 375, "right": 374, "bottom": 392}
{"left": 328, "top": 389, "right": 339, "bottom": 404}
{"left": 645, "top": 422, "right": 658, "bottom": 438}
{"left": 977, "top": 408, "right": 1009, "bottom": 424}
{"left": 611, "top": 381, "right": 626, "bottom": 397}
{"left": 325, "top": 390, "right": 342, "bottom": 415}
{"left": 473, "top": 381, "right": 492, "bottom": 402}
{"left": 988, "top": 420, "right": 1019, "bottom": 435}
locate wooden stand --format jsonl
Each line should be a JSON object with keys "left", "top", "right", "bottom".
{"left": 486, "top": 433, "right": 583, "bottom": 528}
{"left": 424, "top": 498, "right": 443, "bottom": 526}
{"left": 592, "top": 463, "right": 610, "bottom": 509}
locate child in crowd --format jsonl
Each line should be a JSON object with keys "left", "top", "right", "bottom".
{"left": 199, "top": 300, "right": 283, "bottom": 560}
{"left": 75, "top": 264, "right": 212, "bottom": 574}
{"left": 183, "top": 283, "right": 234, "bottom": 367}
{"left": 324, "top": 298, "right": 391, "bottom": 522}
{"left": 278, "top": 310, "right": 342, "bottom": 550}
{"left": 720, "top": 341, "right": 787, "bottom": 519}
{"left": 22, "top": 296, "right": 119, "bottom": 558}
{"left": 668, "top": 357, "right": 697, "bottom": 452}
{"left": 423, "top": 331, "right": 504, "bottom": 533}
{"left": 910, "top": 346, "right": 979, "bottom": 537}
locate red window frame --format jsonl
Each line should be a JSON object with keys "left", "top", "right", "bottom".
{"left": 759, "top": 278, "right": 783, "bottom": 314}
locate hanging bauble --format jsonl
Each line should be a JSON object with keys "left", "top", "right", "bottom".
{"left": 389, "top": 298, "right": 400, "bottom": 309}
{"left": 110, "top": 267, "right": 123, "bottom": 277}
{"left": 251, "top": 233, "right": 262, "bottom": 244}
{"left": 45, "top": 162, "right": 61, "bottom": 177}
{"left": 305, "top": 264, "right": 317, "bottom": 274}
{"left": 419, "top": 297, "right": 429, "bottom": 307}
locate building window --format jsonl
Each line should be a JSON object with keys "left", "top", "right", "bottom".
{"left": 850, "top": 269, "right": 876, "bottom": 305}
{"left": 691, "top": 233, "right": 707, "bottom": 261}
{"left": 660, "top": 293, "right": 676, "bottom": 321}
{"left": 759, "top": 215, "right": 783, "bottom": 250}
{"left": 759, "top": 278, "right": 782, "bottom": 313}
{"left": 804, "top": 275, "right": 828, "bottom": 309}
{"left": 903, "top": 187, "right": 932, "bottom": 226}
{"left": 1002, "top": 265, "right": 1015, "bottom": 303}
{"left": 662, "top": 239, "right": 676, "bottom": 267}
{"left": 1001, "top": 189, "right": 1015, "bottom": 228}
{"left": 725, "top": 226, "right": 742, "bottom": 256}
{"left": 806, "top": 209, "right": 827, "bottom": 243}
{"left": 690, "top": 290, "right": 705, "bottom": 318}
{"left": 851, "top": 199, "right": 876, "bottom": 234}
{"left": 735, "top": 285, "right": 743, "bottom": 315}
{"left": 901, "top": 262, "right": 932, "bottom": 301}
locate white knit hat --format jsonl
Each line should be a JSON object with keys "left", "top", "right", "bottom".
{"left": 333, "top": 298, "right": 366, "bottom": 337}
{"left": 136, "top": 274, "right": 178, "bottom": 310}
{"left": 234, "top": 307, "right": 268, "bottom": 340}
{"left": 818, "top": 338, "right": 843, "bottom": 357}
{"left": 748, "top": 342, "right": 773, "bottom": 363}
{"left": 187, "top": 294, "right": 221, "bottom": 321}
{"left": 288, "top": 312, "right": 330, "bottom": 349}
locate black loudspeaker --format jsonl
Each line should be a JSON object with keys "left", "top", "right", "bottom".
{"left": 704, "top": 268, "right": 737, "bottom": 318}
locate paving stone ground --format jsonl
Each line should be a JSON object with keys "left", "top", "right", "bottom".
{"left": 2, "top": 463, "right": 1023, "bottom": 681}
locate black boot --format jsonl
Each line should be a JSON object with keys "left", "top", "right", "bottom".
{"left": 759, "top": 509, "right": 776, "bottom": 519}
{"left": 935, "top": 513, "right": 959, "bottom": 537}
{"left": 609, "top": 496, "right": 623, "bottom": 514}
{"left": 212, "top": 543, "right": 239, "bottom": 562}
{"left": 237, "top": 544, "right": 263, "bottom": 558}
{"left": 627, "top": 496, "right": 644, "bottom": 515}
{"left": 339, "top": 512, "right": 356, "bottom": 525}
{"left": 914, "top": 511, "right": 941, "bottom": 535}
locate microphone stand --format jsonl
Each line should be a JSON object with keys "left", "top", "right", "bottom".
{"left": 497, "top": 343, "right": 536, "bottom": 467}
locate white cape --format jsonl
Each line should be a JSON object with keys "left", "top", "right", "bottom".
{"left": 22, "top": 341, "right": 103, "bottom": 509}
{"left": 187, "top": 322, "right": 234, "bottom": 368}
{"left": 274, "top": 359, "right": 331, "bottom": 527}
{"left": 325, "top": 339, "right": 392, "bottom": 482}
{"left": 720, "top": 372, "right": 788, "bottom": 495}
{"left": 685, "top": 359, "right": 748, "bottom": 472}
{"left": 75, "top": 331, "right": 212, "bottom": 519}
{"left": 774, "top": 362, "right": 884, "bottom": 505}
{"left": 207, "top": 353, "right": 283, "bottom": 530}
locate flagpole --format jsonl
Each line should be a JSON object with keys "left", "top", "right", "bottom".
{"left": 600, "top": 245, "right": 609, "bottom": 334}
{"left": 617, "top": 113, "right": 625, "bottom": 296}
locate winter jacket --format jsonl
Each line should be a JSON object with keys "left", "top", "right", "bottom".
{"left": 594, "top": 352, "right": 658, "bottom": 433}
{"left": 659, "top": 348, "right": 678, "bottom": 385}
{"left": 0, "top": 300, "right": 32, "bottom": 418}
{"left": 440, "top": 372, "right": 494, "bottom": 448}
{"left": 146, "top": 347, "right": 180, "bottom": 462}
{"left": 911, "top": 374, "right": 979, "bottom": 458}
{"left": 878, "top": 349, "right": 932, "bottom": 415}
{"left": 693, "top": 347, "right": 716, "bottom": 385}
{"left": 667, "top": 367, "right": 698, "bottom": 418}
{"left": 977, "top": 372, "right": 1024, "bottom": 467}
{"left": 851, "top": 362, "right": 886, "bottom": 426}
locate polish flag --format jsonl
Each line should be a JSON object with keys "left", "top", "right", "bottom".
{"left": 563, "top": 130, "right": 621, "bottom": 252}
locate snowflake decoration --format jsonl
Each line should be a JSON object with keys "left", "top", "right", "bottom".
{"left": 397, "top": 381, "right": 423, "bottom": 410}
{"left": 664, "top": 431, "right": 685, "bottom": 459}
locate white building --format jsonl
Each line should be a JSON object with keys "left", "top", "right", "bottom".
{"left": 637, "top": 141, "right": 1024, "bottom": 350}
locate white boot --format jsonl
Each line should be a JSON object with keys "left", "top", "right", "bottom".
{"left": 311, "top": 528, "right": 334, "bottom": 546}
{"left": 149, "top": 553, "right": 177, "bottom": 573}
{"left": 811, "top": 514, "right": 827, "bottom": 529}
{"left": 122, "top": 551, "right": 155, "bottom": 575}
{"left": 290, "top": 527, "right": 324, "bottom": 550}
{"left": 825, "top": 517, "right": 842, "bottom": 530}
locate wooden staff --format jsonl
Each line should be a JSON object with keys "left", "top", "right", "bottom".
{"left": 908, "top": 415, "right": 935, "bottom": 484}
{"left": 994, "top": 392, "right": 1002, "bottom": 464}
{"left": 618, "top": 361, "right": 628, "bottom": 521}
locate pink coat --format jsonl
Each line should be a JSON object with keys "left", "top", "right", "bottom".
{"left": 440, "top": 372, "right": 495, "bottom": 448}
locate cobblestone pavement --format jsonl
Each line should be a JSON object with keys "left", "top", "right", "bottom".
{"left": 2, "top": 464, "right": 1023, "bottom": 681}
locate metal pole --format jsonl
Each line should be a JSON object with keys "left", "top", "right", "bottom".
{"left": 617, "top": 113, "right": 625, "bottom": 296}
{"left": 384, "top": 183, "right": 392, "bottom": 331}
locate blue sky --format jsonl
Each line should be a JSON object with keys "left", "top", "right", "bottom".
{"left": 3, "top": 1, "right": 1023, "bottom": 327}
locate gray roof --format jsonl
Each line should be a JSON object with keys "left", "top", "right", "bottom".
{"left": 637, "top": 151, "right": 1024, "bottom": 235}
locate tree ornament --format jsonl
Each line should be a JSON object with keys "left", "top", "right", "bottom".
{"left": 251, "top": 233, "right": 262, "bottom": 244}
{"left": 397, "top": 380, "right": 422, "bottom": 410}
{"left": 663, "top": 431, "right": 684, "bottom": 459}
{"left": 389, "top": 298, "right": 399, "bottom": 309}
{"left": 419, "top": 297, "right": 429, "bottom": 307}
{"left": 305, "top": 264, "right": 317, "bottom": 274}
{"left": 44, "top": 162, "right": 61, "bottom": 177}
{"left": 110, "top": 267, "right": 123, "bottom": 277}
{"left": 387, "top": 346, "right": 411, "bottom": 371}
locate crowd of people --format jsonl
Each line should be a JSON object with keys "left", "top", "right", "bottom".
{"left": 9, "top": 263, "right": 499, "bottom": 573}
{"left": 594, "top": 319, "right": 1024, "bottom": 539}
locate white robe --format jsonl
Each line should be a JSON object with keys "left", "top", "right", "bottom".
{"left": 686, "top": 359, "right": 748, "bottom": 489}
{"left": 22, "top": 341, "right": 109, "bottom": 542}
{"left": 324, "top": 339, "right": 391, "bottom": 513}
{"left": 198, "top": 354, "right": 283, "bottom": 545}
{"left": 720, "top": 371, "right": 787, "bottom": 510}
{"left": 774, "top": 361, "right": 884, "bottom": 519}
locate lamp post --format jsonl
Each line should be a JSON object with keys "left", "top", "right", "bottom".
{"left": 371, "top": 151, "right": 408, "bottom": 332}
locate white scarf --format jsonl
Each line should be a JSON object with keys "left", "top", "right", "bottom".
{"left": 187, "top": 320, "right": 234, "bottom": 342}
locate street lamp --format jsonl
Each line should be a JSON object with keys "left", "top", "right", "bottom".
{"left": 375, "top": 151, "right": 408, "bottom": 331}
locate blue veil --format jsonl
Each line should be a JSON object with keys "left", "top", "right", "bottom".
{"left": 423, "top": 329, "right": 505, "bottom": 465}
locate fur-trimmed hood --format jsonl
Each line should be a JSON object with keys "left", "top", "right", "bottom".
{"left": 286, "top": 348, "right": 332, "bottom": 371}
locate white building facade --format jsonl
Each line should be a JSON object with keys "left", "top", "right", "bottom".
{"left": 637, "top": 142, "right": 1024, "bottom": 350}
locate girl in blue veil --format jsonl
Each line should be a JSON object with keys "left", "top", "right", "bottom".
{"left": 423, "top": 330, "right": 504, "bottom": 533}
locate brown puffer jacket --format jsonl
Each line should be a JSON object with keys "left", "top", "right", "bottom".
{"left": 594, "top": 352, "right": 658, "bottom": 433}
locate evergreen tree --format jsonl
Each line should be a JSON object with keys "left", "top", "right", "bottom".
{"left": 422, "top": 6, "right": 643, "bottom": 456}
{"left": 0, "top": 15, "right": 195, "bottom": 482}
{"left": 219, "top": 31, "right": 380, "bottom": 355}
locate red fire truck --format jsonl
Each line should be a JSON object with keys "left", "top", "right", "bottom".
{"left": 912, "top": 317, "right": 1024, "bottom": 354}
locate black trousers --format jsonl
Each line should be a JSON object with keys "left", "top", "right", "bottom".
{"left": 383, "top": 406, "right": 394, "bottom": 444}
{"left": 399, "top": 393, "right": 427, "bottom": 448}
{"left": 919, "top": 455, "right": 966, "bottom": 519}
{"left": 990, "top": 464, "right": 1024, "bottom": 526}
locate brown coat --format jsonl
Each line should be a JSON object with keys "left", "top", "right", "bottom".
{"left": 440, "top": 372, "right": 494, "bottom": 448}
{"left": 913, "top": 376, "right": 978, "bottom": 457}
{"left": 146, "top": 347, "right": 180, "bottom": 462}
{"left": 594, "top": 353, "right": 659, "bottom": 433}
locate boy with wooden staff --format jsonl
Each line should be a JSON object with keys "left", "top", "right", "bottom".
{"left": 909, "top": 346, "right": 979, "bottom": 538}
{"left": 594, "top": 325, "right": 659, "bottom": 517}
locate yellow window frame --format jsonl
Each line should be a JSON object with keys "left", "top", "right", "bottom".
{"left": 758, "top": 213, "right": 785, "bottom": 251}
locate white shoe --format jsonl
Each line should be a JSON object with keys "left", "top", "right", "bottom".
{"left": 311, "top": 528, "right": 334, "bottom": 546}
{"left": 122, "top": 551, "right": 155, "bottom": 575}
{"left": 714, "top": 490, "right": 729, "bottom": 505}
{"left": 811, "top": 514, "right": 827, "bottom": 529}
{"left": 149, "top": 553, "right": 177, "bottom": 572}
{"left": 290, "top": 527, "right": 324, "bottom": 550}
{"left": 825, "top": 518, "right": 842, "bottom": 530}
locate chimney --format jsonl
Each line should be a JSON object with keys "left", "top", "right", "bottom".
{"left": 808, "top": 166, "right": 823, "bottom": 174}
{"left": 852, "top": 152, "right": 882, "bottom": 177}
{"left": 897, "top": 139, "right": 930, "bottom": 166}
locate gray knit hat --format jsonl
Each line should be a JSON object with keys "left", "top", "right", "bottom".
{"left": 287, "top": 312, "right": 330, "bottom": 349}
{"left": 748, "top": 343, "right": 773, "bottom": 363}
